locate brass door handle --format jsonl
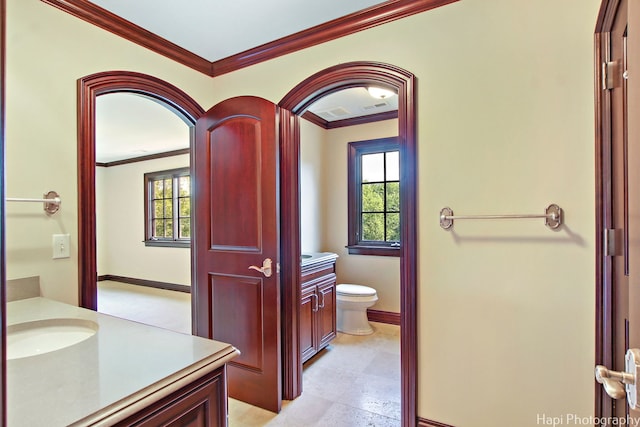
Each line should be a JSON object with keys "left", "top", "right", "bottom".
{"left": 595, "top": 365, "right": 632, "bottom": 399}
{"left": 248, "top": 258, "right": 273, "bottom": 278}
{"left": 595, "top": 348, "right": 640, "bottom": 408}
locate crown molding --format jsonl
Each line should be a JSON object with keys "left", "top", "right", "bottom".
{"left": 41, "top": 0, "right": 458, "bottom": 77}
{"left": 302, "top": 109, "right": 398, "bottom": 129}
{"left": 212, "top": 0, "right": 458, "bottom": 76}
{"left": 41, "top": 0, "right": 212, "bottom": 75}
{"left": 96, "top": 148, "right": 190, "bottom": 167}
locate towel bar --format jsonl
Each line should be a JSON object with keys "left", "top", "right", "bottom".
{"left": 439, "top": 204, "right": 562, "bottom": 230}
{"left": 6, "top": 191, "right": 61, "bottom": 214}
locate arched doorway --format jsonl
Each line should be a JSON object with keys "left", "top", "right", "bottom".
{"left": 77, "top": 71, "right": 205, "bottom": 311}
{"left": 279, "top": 61, "right": 418, "bottom": 426}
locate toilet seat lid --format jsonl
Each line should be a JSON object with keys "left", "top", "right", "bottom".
{"left": 336, "top": 284, "right": 377, "bottom": 297}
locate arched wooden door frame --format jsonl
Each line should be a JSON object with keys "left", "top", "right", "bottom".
{"left": 278, "top": 61, "right": 418, "bottom": 427}
{"left": 77, "top": 71, "right": 205, "bottom": 310}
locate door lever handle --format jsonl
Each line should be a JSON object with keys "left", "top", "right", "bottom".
{"left": 595, "top": 348, "right": 640, "bottom": 408}
{"left": 595, "top": 365, "right": 633, "bottom": 399}
{"left": 248, "top": 258, "right": 273, "bottom": 278}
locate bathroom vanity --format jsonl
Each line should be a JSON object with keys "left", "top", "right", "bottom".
{"left": 6, "top": 297, "right": 238, "bottom": 427}
{"left": 300, "top": 252, "right": 338, "bottom": 362}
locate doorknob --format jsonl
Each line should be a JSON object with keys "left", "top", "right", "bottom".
{"left": 595, "top": 348, "right": 640, "bottom": 408}
{"left": 248, "top": 258, "right": 273, "bottom": 278}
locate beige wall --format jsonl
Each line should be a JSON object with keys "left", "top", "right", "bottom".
{"left": 300, "top": 119, "right": 326, "bottom": 253}
{"left": 96, "top": 155, "right": 191, "bottom": 286}
{"left": 5, "top": 0, "right": 213, "bottom": 302}
{"left": 5, "top": 0, "right": 601, "bottom": 425}
{"left": 205, "top": 2, "right": 601, "bottom": 423}
{"left": 300, "top": 118, "right": 401, "bottom": 313}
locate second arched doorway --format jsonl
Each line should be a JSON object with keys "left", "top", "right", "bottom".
{"left": 278, "top": 61, "right": 417, "bottom": 427}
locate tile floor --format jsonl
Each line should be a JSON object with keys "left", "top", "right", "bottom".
{"left": 97, "top": 281, "right": 401, "bottom": 427}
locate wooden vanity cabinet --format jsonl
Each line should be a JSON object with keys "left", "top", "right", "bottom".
{"left": 300, "top": 255, "right": 337, "bottom": 363}
{"left": 115, "top": 366, "right": 228, "bottom": 427}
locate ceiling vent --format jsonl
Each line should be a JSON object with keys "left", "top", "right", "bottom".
{"left": 316, "top": 106, "right": 351, "bottom": 119}
{"left": 363, "top": 101, "right": 389, "bottom": 111}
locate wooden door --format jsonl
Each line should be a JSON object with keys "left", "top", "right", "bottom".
{"left": 627, "top": 0, "right": 640, "bottom": 418}
{"left": 609, "top": 0, "right": 629, "bottom": 419}
{"left": 596, "top": 0, "right": 640, "bottom": 418}
{"left": 193, "top": 96, "right": 281, "bottom": 413}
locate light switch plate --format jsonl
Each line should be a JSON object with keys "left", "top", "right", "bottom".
{"left": 52, "top": 234, "right": 70, "bottom": 259}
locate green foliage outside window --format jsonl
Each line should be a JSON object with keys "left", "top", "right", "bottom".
{"left": 361, "top": 179, "right": 400, "bottom": 242}
{"left": 146, "top": 168, "right": 190, "bottom": 245}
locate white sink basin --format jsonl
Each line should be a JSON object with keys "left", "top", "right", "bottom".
{"left": 7, "top": 318, "right": 98, "bottom": 360}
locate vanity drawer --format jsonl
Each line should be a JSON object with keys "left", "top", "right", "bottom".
{"left": 300, "top": 262, "right": 336, "bottom": 285}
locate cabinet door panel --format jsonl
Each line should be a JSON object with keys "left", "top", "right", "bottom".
{"left": 317, "top": 278, "right": 337, "bottom": 349}
{"left": 300, "top": 285, "right": 318, "bottom": 362}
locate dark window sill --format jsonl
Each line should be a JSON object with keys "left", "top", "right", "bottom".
{"left": 144, "top": 240, "right": 191, "bottom": 248}
{"left": 346, "top": 245, "right": 400, "bottom": 257}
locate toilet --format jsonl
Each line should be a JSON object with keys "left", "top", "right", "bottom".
{"left": 336, "top": 284, "right": 378, "bottom": 335}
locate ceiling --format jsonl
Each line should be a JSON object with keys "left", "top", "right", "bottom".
{"left": 88, "top": 0, "right": 388, "bottom": 63}
{"left": 85, "top": 0, "right": 404, "bottom": 163}
{"left": 49, "top": 0, "right": 452, "bottom": 76}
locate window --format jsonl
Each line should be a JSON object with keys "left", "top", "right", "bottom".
{"left": 144, "top": 168, "right": 191, "bottom": 247}
{"left": 347, "top": 137, "right": 400, "bottom": 256}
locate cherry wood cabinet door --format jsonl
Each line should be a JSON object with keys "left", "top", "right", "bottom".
{"left": 193, "top": 96, "right": 281, "bottom": 413}
{"left": 300, "top": 285, "right": 318, "bottom": 362}
{"left": 317, "top": 278, "right": 337, "bottom": 348}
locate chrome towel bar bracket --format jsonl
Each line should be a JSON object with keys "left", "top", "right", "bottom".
{"left": 439, "top": 204, "right": 563, "bottom": 230}
{"left": 6, "top": 191, "right": 61, "bottom": 214}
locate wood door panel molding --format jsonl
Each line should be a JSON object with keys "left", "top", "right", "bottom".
{"left": 595, "top": 0, "right": 623, "bottom": 31}
{"left": 209, "top": 119, "right": 262, "bottom": 251}
{"left": 77, "top": 71, "right": 204, "bottom": 310}
{"left": 41, "top": 0, "right": 457, "bottom": 77}
{"left": 211, "top": 274, "right": 265, "bottom": 372}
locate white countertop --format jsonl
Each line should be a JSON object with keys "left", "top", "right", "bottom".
{"left": 300, "top": 252, "right": 338, "bottom": 267}
{"left": 6, "top": 297, "right": 238, "bottom": 426}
